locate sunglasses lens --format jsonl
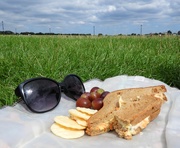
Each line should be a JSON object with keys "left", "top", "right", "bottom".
{"left": 63, "top": 75, "right": 85, "bottom": 100}
{"left": 23, "top": 79, "right": 60, "bottom": 112}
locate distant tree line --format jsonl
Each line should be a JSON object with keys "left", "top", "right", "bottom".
{"left": 0, "top": 31, "right": 92, "bottom": 36}
{"left": 123, "top": 30, "right": 180, "bottom": 36}
{"left": 0, "top": 30, "right": 180, "bottom": 36}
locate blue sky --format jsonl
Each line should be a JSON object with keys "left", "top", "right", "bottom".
{"left": 0, "top": 0, "right": 179, "bottom": 35}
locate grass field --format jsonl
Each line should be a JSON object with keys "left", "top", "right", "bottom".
{"left": 0, "top": 35, "right": 179, "bottom": 107}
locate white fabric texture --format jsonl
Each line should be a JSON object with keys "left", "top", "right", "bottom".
{"left": 0, "top": 75, "right": 179, "bottom": 148}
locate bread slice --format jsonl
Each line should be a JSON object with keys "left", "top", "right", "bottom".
{"left": 113, "top": 95, "right": 163, "bottom": 139}
{"left": 86, "top": 85, "right": 167, "bottom": 137}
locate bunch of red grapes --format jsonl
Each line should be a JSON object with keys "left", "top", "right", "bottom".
{"left": 76, "top": 87, "right": 110, "bottom": 110}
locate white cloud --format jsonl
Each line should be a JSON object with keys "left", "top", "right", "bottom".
{"left": 88, "top": 15, "right": 99, "bottom": 22}
{"left": 107, "top": 5, "right": 116, "bottom": 12}
{"left": 70, "top": 21, "right": 85, "bottom": 25}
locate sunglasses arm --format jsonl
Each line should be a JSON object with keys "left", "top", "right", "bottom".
{"left": 58, "top": 82, "right": 78, "bottom": 101}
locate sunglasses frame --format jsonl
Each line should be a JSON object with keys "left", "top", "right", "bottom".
{"left": 15, "top": 74, "right": 85, "bottom": 113}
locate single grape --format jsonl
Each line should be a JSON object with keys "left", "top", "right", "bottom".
{"left": 76, "top": 97, "right": 92, "bottom": 108}
{"left": 92, "top": 98, "right": 103, "bottom": 110}
{"left": 96, "top": 88, "right": 104, "bottom": 96}
{"left": 80, "top": 92, "right": 91, "bottom": 100}
{"left": 100, "top": 91, "right": 110, "bottom": 99}
{"left": 90, "top": 91, "right": 101, "bottom": 101}
{"left": 90, "top": 87, "right": 99, "bottom": 93}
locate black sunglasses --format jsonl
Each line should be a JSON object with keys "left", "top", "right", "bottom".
{"left": 15, "top": 74, "right": 85, "bottom": 113}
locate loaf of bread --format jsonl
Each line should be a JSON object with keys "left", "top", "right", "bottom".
{"left": 86, "top": 85, "right": 167, "bottom": 139}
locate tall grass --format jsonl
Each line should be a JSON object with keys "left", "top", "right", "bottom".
{"left": 0, "top": 35, "right": 179, "bottom": 107}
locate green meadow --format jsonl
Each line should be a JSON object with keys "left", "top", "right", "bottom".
{"left": 0, "top": 35, "right": 179, "bottom": 107}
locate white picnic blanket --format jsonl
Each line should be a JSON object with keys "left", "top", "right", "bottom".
{"left": 0, "top": 75, "right": 179, "bottom": 148}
